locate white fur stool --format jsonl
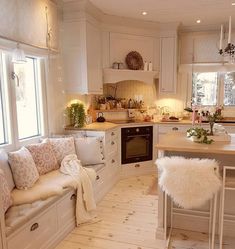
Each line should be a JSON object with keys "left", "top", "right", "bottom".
{"left": 156, "top": 156, "right": 221, "bottom": 249}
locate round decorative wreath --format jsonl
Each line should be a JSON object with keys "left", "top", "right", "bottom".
{"left": 125, "top": 51, "right": 144, "bottom": 70}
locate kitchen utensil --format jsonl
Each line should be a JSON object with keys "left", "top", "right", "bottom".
{"left": 96, "top": 112, "right": 106, "bottom": 122}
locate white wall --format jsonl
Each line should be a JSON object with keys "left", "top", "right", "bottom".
{"left": 0, "top": 0, "right": 59, "bottom": 50}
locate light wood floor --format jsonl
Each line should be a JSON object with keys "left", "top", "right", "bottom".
{"left": 55, "top": 175, "right": 235, "bottom": 249}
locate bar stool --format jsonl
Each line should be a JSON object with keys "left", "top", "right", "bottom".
{"left": 156, "top": 156, "right": 221, "bottom": 249}
{"left": 219, "top": 166, "right": 235, "bottom": 249}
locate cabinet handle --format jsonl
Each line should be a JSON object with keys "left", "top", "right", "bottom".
{"left": 70, "top": 194, "right": 76, "bottom": 200}
{"left": 112, "top": 159, "right": 115, "bottom": 163}
{"left": 111, "top": 132, "right": 115, "bottom": 136}
{"left": 96, "top": 175, "right": 100, "bottom": 180}
{"left": 30, "top": 223, "right": 39, "bottom": 231}
{"left": 135, "top": 164, "right": 140, "bottom": 168}
{"left": 172, "top": 127, "right": 179, "bottom": 131}
{"left": 111, "top": 141, "right": 115, "bottom": 145}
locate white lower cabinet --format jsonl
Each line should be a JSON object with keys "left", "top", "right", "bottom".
{"left": 7, "top": 207, "right": 57, "bottom": 249}
{"left": 86, "top": 128, "right": 121, "bottom": 202}
{"left": 121, "top": 161, "right": 155, "bottom": 178}
{"left": 7, "top": 190, "right": 75, "bottom": 249}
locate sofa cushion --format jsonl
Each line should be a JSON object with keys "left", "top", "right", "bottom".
{"left": 0, "top": 169, "right": 13, "bottom": 213}
{"left": 8, "top": 147, "right": 39, "bottom": 190}
{"left": 74, "top": 137, "right": 104, "bottom": 165}
{"left": 5, "top": 188, "right": 73, "bottom": 236}
{"left": 46, "top": 137, "right": 76, "bottom": 164}
{"left": 27, "top": 141, "right": 59, "bottom": 175}
{"left": 0, "top": 149, "right": 15, "bottom": 191}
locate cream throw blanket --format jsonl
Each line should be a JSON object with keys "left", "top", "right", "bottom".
{"left": 156, "top": 157, "right": 221, "bottom": 209}
{"left": 60, "top": 154, "right": 97, "bottom": 225}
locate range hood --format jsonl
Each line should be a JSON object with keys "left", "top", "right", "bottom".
{"left": 103, "top": 68, "right": 158, "bottom": 84}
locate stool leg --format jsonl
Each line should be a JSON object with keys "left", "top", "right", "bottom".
{"left": 209, "top": 199, "right": 213, "bottom": 249}
{"left": 211, "top": 193, "right": 218, "bottom": 249}
{"left": 164, "top": 191, "right": 168, "bottom": 240}
{"left": 219, "top": 168, "right": 226, "bottom": 249}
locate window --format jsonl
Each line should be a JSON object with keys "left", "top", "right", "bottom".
{"left": 192, "top": 71, "right": 235, "bottom": 107}
{"left": 192, "top": 72, "right": 218, "bottom": 106}
{"left": 0, "top": 82, "right": 5, "bottom": 144}
{"left": 0, "top": 48, "right": 46, "bottom": 149}
{"left": 224, "top": 72, "right": 235, "bottom": 106}
{"left": 0, "top": 53, "right": 9, "bottom": 145}
{"left": 13, "top": 57, "right": 42, "bottom": 140}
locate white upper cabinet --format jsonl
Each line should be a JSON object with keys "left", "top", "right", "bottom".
{"left": 159, "top": 36, "right": 177, "bottom": 94}
{"left": 62, "top": 20, "right": 103, "bottom": 94}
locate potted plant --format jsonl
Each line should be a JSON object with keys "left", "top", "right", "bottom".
{"left": 66, "top": 102, "right": 86, "bottom": 128}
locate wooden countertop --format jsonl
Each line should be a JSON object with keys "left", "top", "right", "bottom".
{"left": 65, "top": 122, "right": 119, "bottom": 131}
{"left": 156, "top": 132, "right": 235, "bottom": 155}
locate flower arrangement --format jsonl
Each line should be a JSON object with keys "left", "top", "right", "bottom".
{"left": 187, "top": 127, "right": 213, "bottom": 144}
{"left": 198, "top": 106, "right": 223, "bottom": 135}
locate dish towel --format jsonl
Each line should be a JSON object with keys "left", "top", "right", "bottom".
{"left": 156, "top": 156, "right": 221, "bottom": 209}
{"left": 60, "top": 154, "right": 97, "bottom": 225}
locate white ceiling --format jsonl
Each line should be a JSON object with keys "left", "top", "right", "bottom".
{"left": 89, "top": 0, "right": 235, "bottom": 29}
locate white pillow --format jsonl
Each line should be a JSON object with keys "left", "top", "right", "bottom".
{"left": 74, "top": 137, "right": 104, "bottom": 165}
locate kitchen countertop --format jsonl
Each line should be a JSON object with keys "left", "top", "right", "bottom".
{"left": 65, "top": 120, "right": 235, "bottom": 132}
{"left": 156, "top": 132, "right": 235, "bottom": 155}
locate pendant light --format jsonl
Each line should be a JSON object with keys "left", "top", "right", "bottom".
{"left": 12, "top": 43, "right": 27, "bottom": 64}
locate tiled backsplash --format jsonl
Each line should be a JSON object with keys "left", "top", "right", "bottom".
{"left": 103, "top": 80, "right": 157, "bottom": 107}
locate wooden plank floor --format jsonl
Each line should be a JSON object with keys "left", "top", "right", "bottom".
{"left": 55, "top": 174, "right": 235, "bottom": 249}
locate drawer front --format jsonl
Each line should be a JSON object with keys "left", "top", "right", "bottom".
{"left": 158, "top": 124, "right": 191, "bottom": 134}
{"left": 57, "top": 191, "right": 76, "bottom": 229}
{"left": 8, "top": 207, "right": 57, "bottom": 249}
{"left": 106, "top": 129, "right": 118, "bottom": 141}
{"left": 106, "top": 139, "right": 118, "bottom": 157}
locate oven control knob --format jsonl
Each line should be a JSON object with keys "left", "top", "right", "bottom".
{"left": 136, "top": 128, "right": 140, "bottom": 133}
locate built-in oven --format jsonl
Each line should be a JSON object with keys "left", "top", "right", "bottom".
{"left": 121, "top": 126, "right": 153, "bottom": 164}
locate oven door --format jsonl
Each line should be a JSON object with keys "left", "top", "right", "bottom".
{"left": 121, "top": 128, "right": 153, "bottom": 164}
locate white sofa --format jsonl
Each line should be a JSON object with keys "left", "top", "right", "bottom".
{"left": 0, "top": 136, "right": 106, "bottom": 249}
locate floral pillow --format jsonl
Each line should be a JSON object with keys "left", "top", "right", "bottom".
{"left": 27, "top": 141, "right": 59, "bottom": 175}
{"left": 8, "top": 147, "right": 39, "bottom": 190}
{"left": 46, "top": 137, "right": 76, "bottom": 164}
{"left": 0, "top": 169, "right": 13, "bottom": 213}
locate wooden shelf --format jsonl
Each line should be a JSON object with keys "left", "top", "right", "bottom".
{"left": 103, "top": 68, "right": 158, "bottom": 84}
{"left": 93, "top": 108, "right": 147, "bottom": 113}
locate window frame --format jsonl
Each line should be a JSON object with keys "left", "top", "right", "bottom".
{"left": 185, "top": 65, "right": 235, "bottom": 110}
{"left": 0, "top": 49, "right": 48, "bottom": 151}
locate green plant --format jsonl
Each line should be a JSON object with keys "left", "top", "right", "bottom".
{"left": 67, "top": 103, "right": 85, "bottom": 128}
{"left": 187, "top": 127, "right": 213, "bottom": 144}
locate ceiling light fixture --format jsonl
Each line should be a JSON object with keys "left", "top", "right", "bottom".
{"left": 232, "top": 2, "right": 235, "bottom": 5}
{"left": 219, "top": 16, "right": 235, "bottom": 64}
{"left": 142, "top": 11, "right": 147, "bottom": 16}
{"left": 196, "top": 19, "right": 201, "bottom": 24}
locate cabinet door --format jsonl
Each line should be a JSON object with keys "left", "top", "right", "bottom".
{"left": 86, "top": 22, "right": 103, "bottom": 94}
{"left": 160, "top": 37, "right": 177, "bottom": 94}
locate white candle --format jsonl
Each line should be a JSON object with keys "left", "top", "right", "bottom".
{"left": 219, "top": 25, "right": 223, "bottom": 50}
{"left": 228, "top": 16, "right": 232, "bottom": 44}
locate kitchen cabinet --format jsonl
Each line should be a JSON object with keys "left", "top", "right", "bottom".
{"left": 159, "top": 36, "right": 177, "bottom": 94}
{"left": 62, "top": 20, "right": 103, "bottom": 94}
